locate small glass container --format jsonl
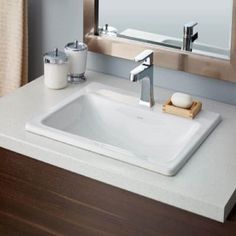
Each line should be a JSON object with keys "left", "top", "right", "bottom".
{"left": 100, "top": 24, "right": 118, "bottom": 37}
{"left": 65, "top": 40, "right": 88, "bottom": 83}
{"left": 44, "top": 48, "right": 69, "bottom": 90}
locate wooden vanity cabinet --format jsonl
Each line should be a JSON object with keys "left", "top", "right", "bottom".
{"left": 0, "top": 147, "right": 235, "bottom": 236}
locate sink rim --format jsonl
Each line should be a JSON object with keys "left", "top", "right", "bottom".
{"left": 25, "top": 82, "right": 222, "bottom": 176}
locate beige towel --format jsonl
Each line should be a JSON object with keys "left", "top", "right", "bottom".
{"left": 0, "top": 0, "right": 28, "bottom": 96}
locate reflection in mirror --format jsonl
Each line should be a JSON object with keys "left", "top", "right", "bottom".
{"left": 99, "top": 0, "right": 233, "bottom": 59}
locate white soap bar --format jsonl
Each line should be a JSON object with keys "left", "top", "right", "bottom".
{"left": 171, "top": 93, "right": 193, "bottom": 109}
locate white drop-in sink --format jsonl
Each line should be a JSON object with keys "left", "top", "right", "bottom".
{"left": 26, "top": 83, "right": 221, "bottom": 176}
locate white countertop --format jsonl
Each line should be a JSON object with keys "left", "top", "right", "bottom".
{"left": 0, "top": 70, "right": 235, "bottom": 222}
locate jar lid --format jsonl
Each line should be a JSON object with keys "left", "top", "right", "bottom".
{"left": 44, "top": 48, "right": 68, "bottom": 64}
{"left": 65, "top": 40, "right": 88, "bottom": 52}
{"left": 100, "top": 24, "right": 118, "bottom": 37}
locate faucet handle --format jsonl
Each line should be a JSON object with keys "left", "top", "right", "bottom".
{"left": 184, "top": 22, "right": 198, "bottom": 36}
{"left": 184, "top": 21, "right": 198, "bottom": 29}
{"left": 134, "top": 50, "right": 154, "bottom": 65}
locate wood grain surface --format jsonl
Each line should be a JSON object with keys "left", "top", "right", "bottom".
{"left": 0, "top": 147, "right": 235, "bottom": 236}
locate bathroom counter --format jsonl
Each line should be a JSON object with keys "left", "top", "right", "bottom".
{"left": 0, "top": 71, "right": 235, "bottom": 223}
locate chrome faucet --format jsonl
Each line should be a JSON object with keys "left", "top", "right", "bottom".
{"left": 130, "top": 50, "right": 155, "bottom": 107}
{"left": 182, "top": 22, "right": 198, "bottom": 52}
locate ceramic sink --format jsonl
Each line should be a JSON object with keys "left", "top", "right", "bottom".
{"left": 25, "top": 83, "right": 221, "bottom": 176}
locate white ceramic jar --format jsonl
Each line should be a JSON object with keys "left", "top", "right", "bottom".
{"left": 65, "top": 40, "right": 88, "bottom": 83}
{"left": 44, "top": 48, "right": 69, "bottom": 90}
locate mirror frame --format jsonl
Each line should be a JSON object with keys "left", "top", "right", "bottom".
{"left": 84, "top": 0, "right": 236, "bottom": 83}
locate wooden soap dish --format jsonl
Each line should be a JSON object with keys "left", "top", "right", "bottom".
{"left": 162, "top": 99, "right": 202, "bottom": 119}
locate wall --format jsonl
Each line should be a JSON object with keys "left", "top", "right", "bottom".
{"left": 28, "top": 0, "right": 82, "bottom": 80}
{"left": 28, "top": 0, "right": 236, "bottom": 105}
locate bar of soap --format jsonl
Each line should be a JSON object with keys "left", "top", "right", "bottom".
{"left": 171, "top": 93, "right": 193, "bottom": 109}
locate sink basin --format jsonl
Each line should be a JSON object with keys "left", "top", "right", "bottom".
{"left": 26, "top": 83, "right": 221, "bottom": 176}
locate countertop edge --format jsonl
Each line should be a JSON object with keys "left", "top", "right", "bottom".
{"left": 0, "top": 133, "right": 226, "bottom": 222}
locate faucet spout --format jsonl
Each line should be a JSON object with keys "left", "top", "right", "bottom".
{"left": 139, "top": 67, "right": 155, "bottom": 107}
{"left": 129, "top": 50, "right": 155, "bottom": 107}
{"left": 183, "top": 22, "right": 198, "bottom": 51}
{"left": 130, "top": 64, "right": 148, "bottom": 82}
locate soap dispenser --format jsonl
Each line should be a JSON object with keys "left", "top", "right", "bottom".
{"left": 65, "top": 40, "right": 88, "bottom": 83}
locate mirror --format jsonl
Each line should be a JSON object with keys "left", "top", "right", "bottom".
{"left": 99, "top": 0, "right": 233, "bottom": 59}
{"left": 84, "top": 0, "right": 236, "bottom": 82}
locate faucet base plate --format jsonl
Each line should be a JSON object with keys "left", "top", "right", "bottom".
{"left": 139, "top": 99, "right": 155, "bottom": 108}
